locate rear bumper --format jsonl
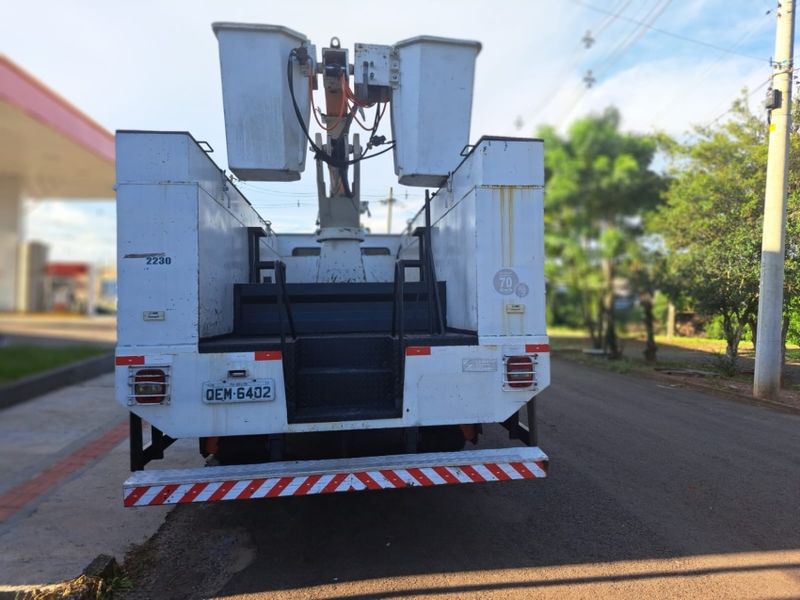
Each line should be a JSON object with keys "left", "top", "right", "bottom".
{"left": 123, "top": 446, "right": 548, "bottom": 507}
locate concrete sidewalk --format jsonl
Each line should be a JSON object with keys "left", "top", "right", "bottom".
{"left": 0, "top": 373, "right": 197, "bottom": 591}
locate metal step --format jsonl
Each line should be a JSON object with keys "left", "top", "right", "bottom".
{"left": 296, "top": 335, "right": 395, "bottom": 368}
{"left": 123, "top": 446, "right": 549, "bottom": 507}
{"left": 234, "top": 281, "right": 447, "bottom": 335}
{"left": 297, "top": 367, "right": 393, "bottom": 376}
{"left": 288, "top": 334, "right": 401, "bottom": 423}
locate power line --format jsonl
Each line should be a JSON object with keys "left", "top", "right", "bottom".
{"left": 595, "top": 0, "right": 634, "bottom": 36}
{"left": 238, "top": 181, "right": 406, "bottom": 199}
{"left": 703, "top": 75, "right": 772, "bottom": 127}
{"left": 649, "top": 13, "right": 773, "bottom": 126}
{"left": 556, "top": 0, "right": 673, "bottom": 128}
{"left": 524, "top": 0, "right": 633, "bottom": 126}
{"left": 251, "top": 202, "right": 315, "bottom": 207}
{"left": 701, "top": 66, "right": 800, "bottom": 130}
{"left": 594, "top": 0, "right": 673, "bottom": 78}
{"left": 573, "top": 0, "right": 769, "bottom": 62}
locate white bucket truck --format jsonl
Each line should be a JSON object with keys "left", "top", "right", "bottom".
{"left": 116, "top": 24, "right": 549, "bottom": 507}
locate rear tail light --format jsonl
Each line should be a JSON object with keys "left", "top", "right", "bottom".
{"left": 130, "top": 368, "right": 169, "bottom": 404}
{"left": 504, "top": 356, "right": 534, "bottom": 388}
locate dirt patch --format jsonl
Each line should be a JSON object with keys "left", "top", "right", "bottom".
{"left": 120, "top": 504, "right": 255, "bottom": 600}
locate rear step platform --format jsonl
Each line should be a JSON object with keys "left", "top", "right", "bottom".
{"left": 123, "top": 446, "right": 548, "bottom": 507}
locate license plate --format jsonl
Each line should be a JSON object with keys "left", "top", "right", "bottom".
{"left": 202, "top": 379, "right": 275, "bottom": 404}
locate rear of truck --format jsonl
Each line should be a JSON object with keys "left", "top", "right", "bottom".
{"left": 114, "top": 24, "right": 549, "bottom": 507}
{"left": 115, "top": 132, "right": 549, "bottom": 506}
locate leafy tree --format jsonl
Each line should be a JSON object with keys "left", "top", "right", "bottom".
{"left": 780, "top": 100, "right": 800, "bottom": 358}
{"left": 653, "top": 94, "right": 800, "bottom": 369}
{"left": 624, "top": 238, "right": 666, "bottom": 362}
{"left": 539, "top": 107, "right": 663, "bottom": 357}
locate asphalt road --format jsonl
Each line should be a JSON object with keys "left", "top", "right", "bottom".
{"left": 123, "top": 359, "right": 800, "bottom": 599}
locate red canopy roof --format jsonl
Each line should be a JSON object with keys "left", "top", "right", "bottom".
{"left": 0, "top": 55, "right": 115, "bottom": 198}
{"left": 45, "top": 263, "right": 90, "bottom": 277}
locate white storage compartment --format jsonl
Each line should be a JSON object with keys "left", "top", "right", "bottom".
{"left": 391, "top": 36, "right": 481, "bottom": 187}
{"left": 213, "top": 22, "right": 311, "bottom": 181}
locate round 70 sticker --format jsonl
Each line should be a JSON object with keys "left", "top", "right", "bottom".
{"left": 493, "top": 269, "right": 519, "bottom": 295}
{"left": 493, "top": 269, "right": 530, "bottom": 298}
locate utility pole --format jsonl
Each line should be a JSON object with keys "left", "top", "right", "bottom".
{"left": 754, "top": 0, "right": 795, "bottom": 400}
{"left": 381, "top": 187, "right": 395, "bottom": 233}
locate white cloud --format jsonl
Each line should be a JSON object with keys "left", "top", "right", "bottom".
{"left": 25, "top": 201, "right": 116, "bottom": 266}
{"left": 557, "top": 56, "right": 769, "bottom": 136}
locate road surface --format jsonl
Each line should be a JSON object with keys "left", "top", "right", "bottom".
{"left": 119, "top": 359, "right": 800, "bottom": 599}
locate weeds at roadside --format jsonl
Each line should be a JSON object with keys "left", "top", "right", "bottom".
{"left": 14, "top": 555, "right": 134, "bottom": 600}
{"left": 706, "top": 352, "right": 739, "bottom": 377}
{"left": 14, "top": 571, "right": 132, "bottom": 600}
{"left": 597, "top": 357, "right": 634, "bottom": 375}
{"left": 553, "top": 351, "right": 638, "bottom": 375}
{"left": 99, "top": 574, "right": 133, "bottom": 599}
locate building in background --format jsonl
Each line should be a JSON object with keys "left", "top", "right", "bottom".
{"left": 45, "top": 262, "right": 88, "bottom": 313}
{"left": 43, "top": 262, "right": 116, "bottom": 314}
{"left": 0, "top": 56, "right": 114, "bottom": 312}
{"left": 17, "top": 240, "right": 48, "bottom": 311}
{"left": 94, "top": 265, "right": 117, "bottom": 313}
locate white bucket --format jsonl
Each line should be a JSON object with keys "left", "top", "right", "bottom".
{"left": 391, "top": 36, "right": 481, "bottom": 187}
{"left": 213, "top": 23, "right": 311, "bottom": 181}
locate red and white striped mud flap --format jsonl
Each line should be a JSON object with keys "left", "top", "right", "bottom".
{"left": 123, "top": 446, "right": 548, "bottom": 507}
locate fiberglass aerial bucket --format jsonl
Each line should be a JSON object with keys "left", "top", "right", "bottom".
{"left": 213, "top": 23, "right": 311, "bottom": 181}
{"left": 391, "top": 36, "right": 481, "bottom": 187}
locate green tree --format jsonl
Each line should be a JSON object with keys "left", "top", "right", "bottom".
{"left": 780, "top": 100, "right": 800, "bottom": 358}
{"left": 653, "top": 94, "right": 800, "bottom": 369}
{"left": 624, "top": 238, "right": 666, "bottom": 363}
{"left": 539, "top": 107, "right": 663, "bottom": 356}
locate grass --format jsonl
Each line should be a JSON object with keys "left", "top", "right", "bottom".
{"left": 551, "top": 327, "right": 799, "bottom": 359}
{"left": 0, "top": 344, "right": 109, "bottom": 384}
{"left": 654, "top": 334, "right": 799, "bottom": 362}
{"left": 546, "top": 326, "right": 584, "bottom": 337}
{"left": 654, "top": 335, "right": 752, "bottom": 350}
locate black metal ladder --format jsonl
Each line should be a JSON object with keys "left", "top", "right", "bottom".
{"left": 248, "top": 227, "right": 296, "bottom": 345}
{"left": 392, "top": 190, "right": 445, "bottom": 346}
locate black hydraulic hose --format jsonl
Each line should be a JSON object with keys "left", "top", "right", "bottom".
{"left": 286, "top": 49, "right": 396, "bottom": 169}
{"left": 287, "top": 51, "right": 331, "bottom": 165}
{"left": 331, "top": 136, "right": 353, "bottom": 198}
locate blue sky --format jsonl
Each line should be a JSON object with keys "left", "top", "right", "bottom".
{"left": 1, "top": 0, "right": 789, "bottom": 265}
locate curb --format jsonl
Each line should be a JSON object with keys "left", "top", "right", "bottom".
{"left": 651, "top": 373, "right": 800, "bottom": 416}
{"left": 0, "top": 353, "right": 114, "bottom": 410}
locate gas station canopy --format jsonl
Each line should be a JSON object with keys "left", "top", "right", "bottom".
{"left": 0, "top": 55, "right": 114, "bottom": 198}
{"left": 0, "top": 55, "right": 115, "bottom": 312}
